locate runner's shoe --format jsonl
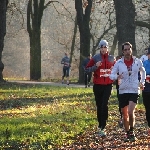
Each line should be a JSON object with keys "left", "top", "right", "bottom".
{"left": 129, "top": 131, "right": 136, "bottom": 142}
{"left": 62, "top": 80, "right": 64, "bottom": 84}
{"left": 124, "top": 133, "right": 130, "bottom": 142}
{"left": 98, "top": 128, "right": 106, "bottom": 137}
{"left": 118, "top": 120, "right": 123, "bottom": 128}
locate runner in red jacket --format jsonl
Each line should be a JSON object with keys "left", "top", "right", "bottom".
{"left": 86, "top": 40, "right": 115, "bottom": 137}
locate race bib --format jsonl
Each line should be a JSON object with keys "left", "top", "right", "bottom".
{"left": 100, "top": 69, "right": 111, "bottom": 77}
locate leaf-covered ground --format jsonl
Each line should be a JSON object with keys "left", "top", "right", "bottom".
{"left": 1, "top": 82, "right": 150, "bottom": 149}
{"left": 56, "top": 109, "right": 150, "bottom": 150}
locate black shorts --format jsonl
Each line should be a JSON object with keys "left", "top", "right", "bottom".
{"left": 118, "top": 93, "right": 140, "bottom": 108}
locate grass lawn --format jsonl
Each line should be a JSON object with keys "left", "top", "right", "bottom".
{"left": 0, "top": 82, "right": 96, "bottom": 149}
{"left": 0, "top": 82, "right": 146, "bottom": 149}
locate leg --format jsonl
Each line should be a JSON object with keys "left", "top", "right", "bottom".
{"left": 88, "top": 72, "right": 92, "bottom": 87}
{"left": 121, "top": 106, "right": 129, "bottom": 131}
{"left": 128, "top": 93, "right": 139, "bottom": 142}
{"left": 84, "top": 73, "right": 88, "bottom": 87}
{"left": 93, "top": 84, "right": 104, "bottom": 128}
{"left": 66, "top": 68, "right": 70, "bottom": 85}
{"left": 118, "top": 93, "right": 131, "bottom": 141}
{"left": 142, "top": 92, "right": 150, "bottom": 127}
{"left": 128, "top": 101, "right": 136, "bottom": 129}
{"left": 119, "top": 94, "right": 129, "bottom": 131}
{"left": 100, "top": 84, "right": 112, "bottom": 129}
{"left": 116, "top": 81, "right": 122, "bottom": 119}
{"left": 62, "top": 67, "right": 66, "bottom": 83}
{"left": 128, "top": 93, "right": 139, "bottom": 130}
{"left": 121, "top": 104, "right": 131, "bottom": 142}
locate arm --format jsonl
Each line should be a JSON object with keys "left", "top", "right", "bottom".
{"left": 82, "top": 59, "right": 86, "bottom": 70}
{"left": 109, "top": 62, "right": 119, "bottom": 80}
{"left": 85, "top": 58, "right": 98, "bottom": 72}
{"left": 140, "top": 55, "right": 144, "bottom": 62}
{"left": 61, "top": 57, "right": 64, "bottom": 64}
{"left": 139, "top": 60, "right": 146, "bottom": 85}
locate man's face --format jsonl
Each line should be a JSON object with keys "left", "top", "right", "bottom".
{"left": 123, "top": 45, "right": 132, "bottom": 57}
{"left": 100, "top": 46, "right": 108, "bottom": 55}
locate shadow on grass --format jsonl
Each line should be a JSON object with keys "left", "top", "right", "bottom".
{"left": 0, "top": 82, "right": 94, "bottom": 110}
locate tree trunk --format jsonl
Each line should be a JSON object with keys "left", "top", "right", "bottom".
{"left": 0, "top": 1, "right": 7, "bottom": 82}
{"left": 114, "top": 0, "right": 136, "bottom": 55}
{"left": 75, "top": 0, "right": 92, "bottom": 83}
{"left": 30, "top": 30, "right": 41, "bottom": 80}
{"left": 27, "top": 0, "right": 43, "bottom": 80}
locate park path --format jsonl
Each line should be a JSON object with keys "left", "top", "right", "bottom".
{"left": 8, "top": 80, "right": 117, "bottom": 92}
{"left": 8, "top": 80, "right": 88, "bottom": 88}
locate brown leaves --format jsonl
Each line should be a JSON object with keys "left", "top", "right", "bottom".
{"left": 57, "top": 109, "right": 150, "bottom": 150}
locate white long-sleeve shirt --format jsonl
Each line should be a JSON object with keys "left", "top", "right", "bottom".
{"left": 109, "top": 56, "right": 146, "bottom": 94}
{"left": 140, "top": 55, "right": 148, "bottom": 62}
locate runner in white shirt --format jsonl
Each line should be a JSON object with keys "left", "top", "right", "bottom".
{"left": 110, "top": 42, "right": 146, "bottom": 142}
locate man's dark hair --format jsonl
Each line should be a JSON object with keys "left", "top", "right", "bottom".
{"left": 122, "top": 42, "right": 132, "bottom": 50}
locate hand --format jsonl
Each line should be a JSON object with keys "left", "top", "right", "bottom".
{"left": 110, "top": 66, "right": 113, "bottom": 70}
{"left": 139, "top": 82, "right": 144, "bottom": 90}
{"left": 96, "top": 61, "right": 102, "bottom": 67}
{"left": 117, "top": 73, "right": 123, "bottom": 80}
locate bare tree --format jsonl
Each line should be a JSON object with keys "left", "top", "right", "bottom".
{"left": 75, "top": 0, "right": 92, "bottom": 83}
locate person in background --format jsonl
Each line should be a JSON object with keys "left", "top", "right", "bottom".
{"left": 109, "top": 42, "right": 146, "bottom": 142}
{"left": 85, "top": 40, "right": 115, "bottom": 137}
{"left": 140, "top": 48, "right": 148, "bottom": 62}
{"left": 116, "top": 55, "right": 123, "bottom": 128}
{"left": 61, "top": 53, "right": 70, "bottom": 85}
{"left": 82, "top": 54, "right": 92, "bottom": 88}
{"left": 139, "top": 47, "right": 149, "bottom": 81}
{"left": 142, "top": 48, "right": 150, "bottom": 136}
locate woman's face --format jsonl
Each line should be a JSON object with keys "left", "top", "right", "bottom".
{"left": 100, "top": 46, "right": 108, "bottom": 55}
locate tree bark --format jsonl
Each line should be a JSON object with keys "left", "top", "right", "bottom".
{"left": 0, "top": 0, "right": 7, "bottom": 82}
{"left": 114, "top": 0, "right": 136, "bottom": 55}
